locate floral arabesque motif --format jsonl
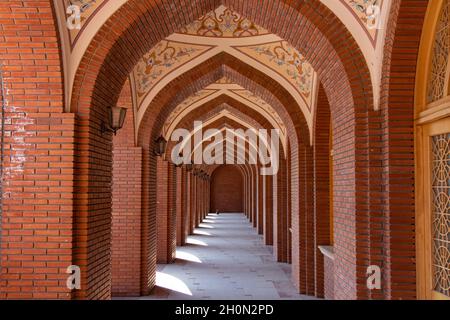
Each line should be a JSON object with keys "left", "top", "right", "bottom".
{"left": 134, "top": 41, "right": 210, "bottom": 106}
{"left": 245, "top": 41, "right": 313, "bottom": 102}
{"left": 178, "top": 5, "right": 268, "bottom": 38}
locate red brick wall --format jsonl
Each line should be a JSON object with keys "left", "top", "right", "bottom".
{"left": 156, "top": 159, "right": 176, "bottom": 264}
{"left": 324, "top": 256, "right": 335, "bottom": 300}
{"left": 258, "top": 173, "right": 264, "bottom": 235}
{"left": 0, "top": 0, "right": 75, "bottom": 299}
{"left": 377, "top": 0, "right": 427, "bottom": 300}
{"left": 176, "top": 167, "right": 185, "bottom": 246}
{"left": 67, "top": 0, "right": 375, "bottom": 300}
{"left": 313, "top": 85, "right": 332, "bottom": 298}
{"left": 210, "top": 166, "right": 243, "bottom": 213}
{"left": 111, "top": 147, "right": 142, "bottom": 296}
{"left": 111, "top": 80, "right": 143, "bottom": 297}
{"left": 264, "top": 175, "right": 274, "bottom": 246}
{"left": 0, "top": 0, "right": 427, "bottom": 300}
{"left": 273, "top": 157, "right": 288, "bottom": 263}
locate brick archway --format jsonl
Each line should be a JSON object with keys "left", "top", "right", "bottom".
{"left": 0, "top": 0, "right": 430, "bottom": 300}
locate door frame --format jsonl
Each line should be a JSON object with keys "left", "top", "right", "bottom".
{"left": 416, "top": 116, "right": 450, "bottom": 300}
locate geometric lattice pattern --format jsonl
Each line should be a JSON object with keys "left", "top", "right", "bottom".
{"left": 432, "top": 133, "right": 450, "bottom": 297}
{"left": 428, "top": 0, "right": 450, "bottom": 104}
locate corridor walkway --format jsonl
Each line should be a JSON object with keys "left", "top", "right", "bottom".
{"left": 145, "top": 213, "right": 313, "bottom": 300}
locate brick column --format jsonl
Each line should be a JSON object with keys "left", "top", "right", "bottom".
{"left": 292, "top": 144, "right": 315, "bottom": 295}
{"left": 253, "top": 167, "right": 258, "bottom": 228}
{"left": 243, "top": 170, "right": 248, "bottom": 217}
{"left": 176, "top": 166, "right": 184, "bottom": 246}
{"left": 189, "top": 172, "right": 195, "bottom": 234}
{"left": 111, "top": 80, "right": 142, "bottom": 297}
{"left": 273, "top": 158, "right": 288, "bottom": 262}
{"left": 182, "top": 167, "right": 189, "bottom": 244}
{"left": 258, "top": 172, "right": 264, "bottom": 235}
{"left": 313, "top": 85, "right": 332, "bottom": 298}
{"left": 0, "top": 0, "right": 75, "bottom": 299}
{"left": 264, "top": 175, "right": 273, "bottom": 245}
{"left": 156, "top": 159, "right": 176, "bottom": 264}
{"left": 111, "top": 147, "right": 142, "bottom": 296}
{"left": 248, "top": 169, "right": 253, "bottom": 222}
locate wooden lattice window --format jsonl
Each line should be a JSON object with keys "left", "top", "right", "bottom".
{"left": 428, "top": 0, "right": 450, "bottom": 104}
{"left": 431, "top": 133, "right": 450, "bottom": 298}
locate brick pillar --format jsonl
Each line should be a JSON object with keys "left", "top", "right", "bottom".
{"left": 253, "top": 167, "right": 258, "bottom": 228}
{"left": 243, "top": 170, "right": 248, "bottom": 217}
{"left": 194, "top": 175, "right": 200, "bottom": 228}
{"left": 264, "top": 175, "right": 273, "bottom": 245}
{"left": 313, "top": 85, "right": 332, "bottom": 298}
{"left": 176, "top": 166, "right": 184, "bottom": 246}
{"left": 201, "top": 178, "right": 206, "bottom": 220}
{"left": 185, "top": 170, "right": 192, "bottom": 236}
{"left": 249, "top": 170, "right": 253, "bottom": 222}
{"left": 286, "top": 153, "right": 292, "bottom": 264}
{"left": 182, "top": 167, "right": 189, "bottom": 244}
{"left": 156, "top": 159, "right": 176, "bottom": 264}
{"left": 204, "top": 178, "right": 207, "bottom": 218}
{"left": 258, "top": 172, "right": 264, "bottom": 235}
{"left": 111, "top": 147, "right": 142, "bottom": 296}
{"left": 189, "top": 172, "right": 195, "bottom": 234}
{"left": 111, "top": 80, "right": 142, "bottom": 297}
{"left": 273, "top": 158, "right": 288, "bottom": 262}
{"left": 0, "top": 0, "right": 76, "bottom": 299}
{"left": 292, "top": 144, "right": 315, "bottom": 295}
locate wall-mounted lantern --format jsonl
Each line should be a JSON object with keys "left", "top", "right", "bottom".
{"left": 101, "top": 106, "right": 127, "bottom": 135}
{"left": 154, "top": 136, "right": 167, "bottom": 157}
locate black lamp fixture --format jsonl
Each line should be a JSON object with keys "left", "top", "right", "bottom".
{"left": 154, "top": 136, "right": 167, "bottom": 157}
{"left": 101, "top": 106, "right": 127, "bottom": 135}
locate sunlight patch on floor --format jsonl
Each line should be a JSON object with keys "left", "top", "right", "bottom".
{"left": 198, "top": 223, "right": 214, "bottom": 229}
{"left": 186, "top": 238, "right": 208, "bottom": 246}
{"left": 176, "top": 250, "right": 202, "bottom": 263}
{"left": 193, "top": 230, "right": 211, "bottom": 236}
{"left": 156, "top": 272, "right": 192, "bottom": 296}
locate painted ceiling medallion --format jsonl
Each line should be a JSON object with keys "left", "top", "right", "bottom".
{"left": 133, "top": 41, "right": 213, "bottom": 107}
{"left": 178, "top": 5, "right": 269, "bottom": 37}
{"left": 235, "top": 41, "right": 314, "bottom": 107}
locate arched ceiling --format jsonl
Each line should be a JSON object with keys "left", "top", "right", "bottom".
{"left": 158, "top": 77, "right": 288, "bottom": 151}
{"left": 55, "top": 0, "right": 391, "bottom": 112}
{"left": 166, "top": 102, "right": 277, "bottom": 161}
{"left": 131, "top": 30, "right": 317, "bottom": 122}
{"left": 125, "top": 5, "right": 318, "bottom": 139}
{"left": 182, "top": 121, "right": 268, "bottom": 168}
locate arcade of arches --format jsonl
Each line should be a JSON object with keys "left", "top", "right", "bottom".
{"left": 0, "top": 0, "right": 450, "bottom": 300}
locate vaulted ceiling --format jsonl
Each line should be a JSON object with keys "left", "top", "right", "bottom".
{"left": 54, "top": 0, "right": 389, "bottom": 151}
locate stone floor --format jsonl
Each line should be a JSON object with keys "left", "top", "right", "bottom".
{"left": 138, "top": 213, "right": 314, "bottom": 300}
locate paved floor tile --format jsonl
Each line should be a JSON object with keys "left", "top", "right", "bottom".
{"left": 123, "top": 213, "right": 314, "bottom": 300}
